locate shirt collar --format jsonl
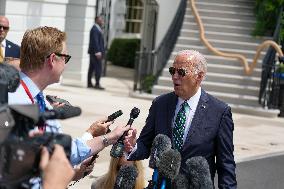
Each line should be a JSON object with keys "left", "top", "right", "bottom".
{"left": 177, "top": 87, "right": 201, "bottom": 112}
{"left": 1, "top": 39, "right": 6, "bottom": 48}
{"left": 20, "top": 72, "right": 41, "bottom": 98}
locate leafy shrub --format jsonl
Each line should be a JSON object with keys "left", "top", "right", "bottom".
{"left": 107, "top": 38, "right": 140, "bottom": 68}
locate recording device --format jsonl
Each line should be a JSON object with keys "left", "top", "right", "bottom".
{"left": 185, "top": 156, "right": 213, "bottom": 189}
{"left": 114, "top": 165, "right": 138, "bottom": 189}
{"left": 105, "top": 110, "right": 123, "bottom": 133}
{"left": 172, "top": 173, "right": 189, "bottom": 189}
{"left": 145, "top": 134, "right": 172, "bottom": 189}
{"left": 0, "top": 104, "right": 76, "bottom": 188}
{"left": 157, "top": 149, "right": 181, "bottom": 189}
{"left": 0, "top": 63, "right": 20, "bottom": 104}
{"left": 110, "top": 107, "right": 140, "bottom": 158}
{"left": 46, "top": 95, "right": 72, "bottom": 106}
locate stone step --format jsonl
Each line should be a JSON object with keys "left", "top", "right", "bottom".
{"left": 180, "top": 29, "right": 270, "bottom": 44}
{"left": 177, "top": 37, "right": 260, "bottom": 51}
{"left": 174, "top": 44, "right": 265, "bottom": 60}
{"left": 195, "top": 1, "right": 255, "bottom": 12}
{"left": 195, "top": 0, "right": 255, "bottom": 7}
{"left": 184, "top": 15, "right": 256, "bottom": 28}
{"left": 182, "top": 22, "right": 253, "bottom": 35}
{"left": 186, "top": 7, "right": 255, "bottom": 20}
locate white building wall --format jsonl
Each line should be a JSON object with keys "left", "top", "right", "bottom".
{"left": 155, "top": 0, "right": 180, "bottom": 48}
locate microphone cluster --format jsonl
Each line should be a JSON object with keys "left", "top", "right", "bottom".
{"left": 145, "top": 134, "right": 213, "bottom": 189}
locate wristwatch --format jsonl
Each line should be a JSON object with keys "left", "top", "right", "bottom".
{"left": 102, "top": 134, "right": 109, "bottom": 146}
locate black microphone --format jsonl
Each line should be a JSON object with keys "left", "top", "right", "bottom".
{"left": 110, "top": 107, "right": 140, "bottom": 158}
{"left": 114, "top": 165, "right": 138, "bottom": 189}
{"left": 186, "top": 156, "right": 213, "bottom": 189}
{"left": 172, "top": 173, "right": 189, "bottom": 189}
{"left": 40, "top": 105, "right": 81, "bottom": 121}
{"left": 145, "top": 134, "right": 172, "bottom": 189}
{"left": 157, "top": 149, "right": 181, "bottom": 189}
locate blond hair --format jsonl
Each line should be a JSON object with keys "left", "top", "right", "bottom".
{"left": 92, "top": 157, "right": 145, "bottom": 189}
{"left": 20, "top": 26, "right": 66, "bottom": 72}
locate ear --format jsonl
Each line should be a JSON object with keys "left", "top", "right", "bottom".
{"left": 195, "top": 71, "right": 204, "bottom": 83}
{"left": 46, "top": 53, "right": 55, "bottom": 69}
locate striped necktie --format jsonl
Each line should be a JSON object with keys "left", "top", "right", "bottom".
{"left": 173, "top": 101, "right": 189, "bottom": 152}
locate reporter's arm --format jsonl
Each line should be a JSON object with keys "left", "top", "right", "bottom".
{"left": 86, "top": 124, "right": 131, "bottom": 155}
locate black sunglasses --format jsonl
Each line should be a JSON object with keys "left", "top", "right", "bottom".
{"left": 47, "top": 52, "right": 71, "bottom": 64}
{"left": 169, "top": 67, "right": 188, "bottom": 77}
{"left": 0, "top": 25, "right": 9, "bottom": 31}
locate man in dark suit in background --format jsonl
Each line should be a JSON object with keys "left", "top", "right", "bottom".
{"left": 0, "top": 16, "right": 20, "bottom": 63}
{"left": 87, "top": 16, "right": 105, "bottom": 90}
{"left": 124, "top": 50, "right": 237, "bottom": 188}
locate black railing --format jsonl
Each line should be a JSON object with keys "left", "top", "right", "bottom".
{"left": 258, "top": 6, "right": 283, "bottom": 110}
{"left": 134, "top": 0, "right": 187, "bottom": 92}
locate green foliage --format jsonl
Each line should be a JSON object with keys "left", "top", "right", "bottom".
{"left": 141, "top": 75, "right": 156, "bottom": 93}
{"left": 253, "top": 0, "right": 284, "bottom": 37}
{"left": 107, "top": 38, "right": 140, "bottom": 68}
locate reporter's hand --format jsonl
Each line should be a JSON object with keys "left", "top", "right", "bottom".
{"left": 106, "top": 124, "right": 131, "bottom": 144}
{"left": 87, "top": 117, "right": 113, "bottom": 137}
{"left": 73, "top": 156, "right": 95, "bottom": 181}
{"left": 123, "top": 128, "right": 137, "bottom": 153}
{"left": 40, "top": 145, "right": 74, "bottom": 189}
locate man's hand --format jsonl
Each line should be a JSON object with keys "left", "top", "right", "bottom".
{"left": 86, "top": 117, "right": 113, "bottom": 137}
{"left": 72, "top": 156, "right": 95, "bottom": 181}
{"left": 40, "top": 145, "right": 74, "bottom": 189}
{"left": 107, "top": 124, "right": 131, "bottom": 144}
{"left": 95, "top": 52, "right": 102, "bottom": 60}
{"left": 123, "top": 128, "right": 137, "bottom": 153}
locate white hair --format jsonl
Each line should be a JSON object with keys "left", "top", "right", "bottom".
{"left": 175, "top": 49, "right": 207, "bottom": 76}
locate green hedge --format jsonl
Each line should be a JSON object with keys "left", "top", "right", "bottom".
{"left": 253, "top": 0, "right": 284, "bottom": 37}
{"left": 107, "top": 38, "right": 140, "bottom": 68}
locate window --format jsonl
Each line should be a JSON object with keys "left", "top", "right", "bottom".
{"left": 125, "top": 0, "right": 143, "bottom": 33}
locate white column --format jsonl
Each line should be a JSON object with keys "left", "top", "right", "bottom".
{"left": 61, "top": 0, "right": 96, "bottom": 87}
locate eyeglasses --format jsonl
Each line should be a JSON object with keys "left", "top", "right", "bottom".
{"left": 169, "top": 67, "right": 188, "bottom": 77}
{"left": 47, "top": 52, "right": 71, "bottom": 64}
{"left": 0, "top": 25, "right": 9, "bottom": 31}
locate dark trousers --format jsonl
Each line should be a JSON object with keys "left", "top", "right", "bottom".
{"left": 87, "top": 54, "right": 102, "bottom": 86}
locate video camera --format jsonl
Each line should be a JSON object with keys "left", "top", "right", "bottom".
{"left": 0, "top": 63, "right": 73, "bottom": 189}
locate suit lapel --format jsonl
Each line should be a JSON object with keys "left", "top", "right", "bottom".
{"left": 184, "top": 89, "right": 209, "bottom": 144}
{"left": 167, "top": 92, "right": 178, "bottom": 137}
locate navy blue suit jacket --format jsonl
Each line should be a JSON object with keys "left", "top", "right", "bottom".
{"left": 5, "top": 40, "right": 20, "bottom": 58}
{"left": 129, "top": 89, "right": 237, "bottom": 188}
{"left": 88, "top": 25, "right": 104, "bottom": 55}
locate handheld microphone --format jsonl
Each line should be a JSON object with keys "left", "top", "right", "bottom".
{"left": 172, "top": 173, "right": 189, "bottom": 189}
{"left": 145, "top": 134, "right": 172, "bottom": 189}
{"left": 114, "top": 165, "right": 138, "bottom": 189}
{"left": 186, "top": 156, "right": 213, "bottom": 189}
{"left": 110, "top": 107, "right": 140, "bottom": 158}
{"left": 106, "top": 110, "right": 123, "bottom": 133}
{"left": 157, "top": 149, "right": 181, "bottom": 189}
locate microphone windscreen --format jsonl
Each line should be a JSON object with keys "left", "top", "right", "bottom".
{"left": 0, "top": 63, "right": 20, "bottom": 92}
{"left": 157, "top": 149, "right": 181, "bottom": 180}
{"left": 149, "top": 134, "right": 172, "bottom": 169}
{"left": 172, "top": 173, "right": 189, "bottom": 189}
{"left": 114, "top": 165, "right": 138, "bottom": 189}
{"left": 53, "top": 105, "right": 81, "bottom": 119}
{"left": 186, "top": 156, "right": 213, "bottom": 189}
